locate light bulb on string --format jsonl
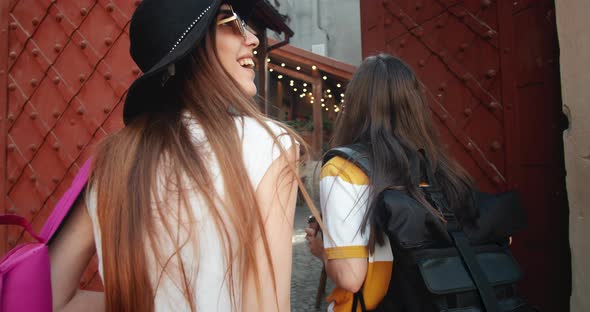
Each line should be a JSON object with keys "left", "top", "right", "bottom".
{"left": 281, "top": 63, "right": 285, "bottom": 67}
{"left": 253, "top": 50, "right": 258, "bottom": 55}
{"left": 277, "top": 75, "right": 283, "bottom": 79}
{"left": 322, "top": 76, "right": 327, "bottom": 80}
{"left": 296, "top": 66, "right": 301, "bottom": 71}
{"left": 312, "top": 65, "right": 317, "bottom": 70}
{"left": 337, "top": 83, "right": 341, "bottom": 88}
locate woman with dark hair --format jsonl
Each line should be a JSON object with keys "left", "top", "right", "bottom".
{"left": 306, "top": 54, "right": 477, "bottom": 311}
{"left": 48, "top": 1, "right": 319, "bottom": 311}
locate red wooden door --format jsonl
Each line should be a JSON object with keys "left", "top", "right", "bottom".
{"left": 360, "top": 0, "right": 569, "bottom": 310}
{"left": 1, "top": 0, "right": 139, "bottom": 290}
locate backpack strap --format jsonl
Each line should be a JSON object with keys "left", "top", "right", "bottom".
{"left": 451, "top": 231, "right": 501, "bottom": 312}
{"left": 39, "top": 158, "right": 92, "bottom": 243}
{"left": 351, "top": 291, "right": 367, "bottom": 312}
{"left": 417, "top": 152, "right": 501, "bottom": 312}
{"left": 0, "top": 215, "right": 45, "bottom": 244}
{"left": 323, "top": 143, "right": 371, "bottom": 175}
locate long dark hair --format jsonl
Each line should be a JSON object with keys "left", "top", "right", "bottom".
{"left": 331, "top": 54, "right": 477, "bottom": 250}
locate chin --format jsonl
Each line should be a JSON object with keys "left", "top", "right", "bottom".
{"left": 242, "top": 83, "right": 257, "bottom": 97}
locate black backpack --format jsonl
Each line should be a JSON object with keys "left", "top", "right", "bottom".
{"left": 324, "top": 144, "right": 535, "bottom": 312}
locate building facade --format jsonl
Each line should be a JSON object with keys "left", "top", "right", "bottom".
{"left": 269, "top": 0, "right": 362, "bottom": 66}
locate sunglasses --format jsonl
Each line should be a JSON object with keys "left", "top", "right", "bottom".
{"left": 216, "top": 5, "right": 250, "bottom": 41}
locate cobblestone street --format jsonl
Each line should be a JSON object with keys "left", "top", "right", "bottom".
{"left": 291, "top": 205, "right": 334, "bottom": 312}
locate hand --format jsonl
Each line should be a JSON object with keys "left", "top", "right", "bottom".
{"left": 305, "top": 226, "right": 325, "bottom": 260}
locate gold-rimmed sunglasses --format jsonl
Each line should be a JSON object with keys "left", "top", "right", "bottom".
{"left": 216, "top": 5, "right": 249, "bottom": 40}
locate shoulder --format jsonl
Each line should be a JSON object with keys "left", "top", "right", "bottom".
{"left": 238, "top": 116, "right": 298, "bottom": 188}
{"left": 238, "top": 116, "right": 298, "bottom": 156}
{"left": 321, "top": 156, "right": 369, "bottom": 185}
{"left": 238, "top": 116, "right": 295, "bottom": 147}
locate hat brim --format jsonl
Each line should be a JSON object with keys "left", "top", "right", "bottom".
{"left": 123, "top": 0, "right": 260, "bottom": 125}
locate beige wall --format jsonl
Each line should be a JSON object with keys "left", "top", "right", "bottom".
{"left": 555, "top": 1, "right": 590, "bottom": 311}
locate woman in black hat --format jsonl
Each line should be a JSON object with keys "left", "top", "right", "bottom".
{"left": 49, "top": 1, "right": 316, "bottom": 311}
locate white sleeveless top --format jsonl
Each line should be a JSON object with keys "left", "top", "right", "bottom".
{"left": 87, "top": 116, "right": 295, "bottom": 311}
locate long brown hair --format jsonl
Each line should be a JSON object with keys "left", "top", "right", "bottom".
{"left": 92, "top": 18, "right": 319, "bottom": 312}
{"left": 331, "top": 54, "right": 477, "bottom": 249}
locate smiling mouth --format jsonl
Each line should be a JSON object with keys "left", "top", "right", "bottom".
{"left": 238, "top": 58, "right": 255, "bottom": 69}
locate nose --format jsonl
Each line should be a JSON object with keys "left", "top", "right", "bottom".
{"left": 245, "top": 28, "right": 259, "bottom": 49}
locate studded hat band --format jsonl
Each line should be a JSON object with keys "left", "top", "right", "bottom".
{"left": 169, "top": 5, "right": 212, "bottom": 53}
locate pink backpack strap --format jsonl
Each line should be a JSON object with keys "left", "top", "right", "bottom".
{"left": 39, "top": 158, "right": 93, "bottom": 243}
{"left": 0, "top": 215, "right": 45, "bottom": 244}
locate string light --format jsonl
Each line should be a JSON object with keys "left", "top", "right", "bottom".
{"left": 263, "top": 60, "right": 351, "bottom": 116}
{"left": 253, "top": 50, "right": 258, "bottom": 55}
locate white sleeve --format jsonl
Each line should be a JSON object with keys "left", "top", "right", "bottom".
{"left": 320, "top": 157, "right": 371, "bottom": 259}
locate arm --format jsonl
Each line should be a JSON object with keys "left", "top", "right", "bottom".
{"left": 49, "top": 197, "right": 104, "bottom": 312}
{"left": 306, "top": 227, "right": 367, "bottom": 293}
{"left": 315, "top": 157, "right": 371, "bottom": 293}
{"left": 243, "top": 144, "right": 299, "bottom": 311}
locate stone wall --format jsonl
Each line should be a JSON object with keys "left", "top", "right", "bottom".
{"left": 555, "top": 1, "right": 590, "bottom": 311}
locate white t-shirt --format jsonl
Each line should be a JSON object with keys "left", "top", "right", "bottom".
{"left": 87, "top": 116, "right": 295, "bottom": 311}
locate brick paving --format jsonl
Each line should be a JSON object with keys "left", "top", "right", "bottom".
{"left": 291, "top": 205, "right": 334, "bottom": 312}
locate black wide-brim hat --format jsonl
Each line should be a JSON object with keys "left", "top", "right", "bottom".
{"left": 123, "top": 0, "right": 260, "bottom": 125}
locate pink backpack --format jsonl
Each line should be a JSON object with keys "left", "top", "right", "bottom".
{"left": 0, "top": 159, "right": 92, "bottom": 312}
